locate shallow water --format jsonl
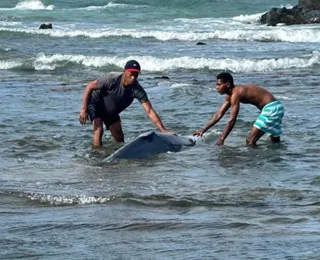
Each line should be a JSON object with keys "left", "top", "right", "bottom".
{"left": 1, "top": 0, "right": 320, "bottom": 259}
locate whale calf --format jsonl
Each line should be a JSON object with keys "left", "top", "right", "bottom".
{"left": 106, "top": 131, "right": 196, "bottom": 160}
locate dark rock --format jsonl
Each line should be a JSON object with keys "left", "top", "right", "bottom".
{"left": 299, "top": 0, "right": 320, "bottom": 9}
{"left": 260, "top": 0, "right": 320, "bottom": 26}
{"left": 39, "top": 23, "right": 52, "bottom": 29}
{"left": 260, "top": 7, "right": 304, "bottom": 26}
{"left": 260, "top": 8, "right": 281, "bottom": 26}
{"left": 281, "top": 14, "right": 305, "bottom": 25}
{"left": 154, "top": 76, "right": 170, "bottom": 80}
{"left": 196, "top": 42, "right": 206, "bottom": 45}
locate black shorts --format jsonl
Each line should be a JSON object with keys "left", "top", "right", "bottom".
{"left": 87, "top": 98, "right": 120, "bottom": 130}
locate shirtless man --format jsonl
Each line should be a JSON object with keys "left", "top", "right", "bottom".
{"left": 193, "top": 72, "right": 285, "bottom": 146}
{"left": 79, "top": 60, "right": 174, "bottom": 147}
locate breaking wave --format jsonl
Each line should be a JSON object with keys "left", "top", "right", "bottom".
{"left": 1, "top": 26, "right": 319, "bottom": 43}
{"left": 1, "top": 51, "right": 319, "bottom": 73}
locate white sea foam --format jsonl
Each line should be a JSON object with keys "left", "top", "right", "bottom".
{"left": 0, "top": 21, "right": 21, "bottom": 26}
{"left": 15, "top": 0, "right": 54, "bottom": 10}
{"left": 2, "top": 51, "right": 319, "bottom": 72}
{"left": 170, "top": 83, "right": 195, "bottom": 89}
{"left": 79, "top": 2, "right": 147, "bottom": 10}
{"left": 1, "top": 26, "right": 319, "bottom": 43}
{"left": 1, "top": 47, "right": 12, "bottom": 51}
{"left": 232, "top": 13, "right": 264, "bottom": 23}
{"left": 33, "top": 63, "right": 57, "bottom": 70}
{"left": 276, "top": 95, "right": 297, "bottom": 101}
{"left": 26, "top": 193, "right": 113, "bottom": 205}
{"left": 0, "top": 61, "right": 23, "bottom": 69}
{"left": 280, "top": 4, "right": 294, "bottom": 9}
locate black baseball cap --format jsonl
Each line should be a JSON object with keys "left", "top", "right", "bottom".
{"left": 124, "top": 60, "right": 141, "bottom": 73}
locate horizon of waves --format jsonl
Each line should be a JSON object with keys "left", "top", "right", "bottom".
{"left": 1, "top": 51, "right": 319, "bottom": 73}
{"left": 1, "top": 26, "right": 320, "bottom": 43}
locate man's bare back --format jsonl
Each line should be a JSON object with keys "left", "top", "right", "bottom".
{"left": 229, "top": 85, "right": 277, "bottom": 110}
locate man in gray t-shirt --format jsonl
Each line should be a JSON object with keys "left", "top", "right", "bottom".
{"left": 79, "top": 60, "right": 175, "bottom": 147}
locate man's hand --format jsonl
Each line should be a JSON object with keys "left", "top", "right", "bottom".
{"left": 193, "top": 129, "right": 205, "bottom": 137}
{"left": 216, "top": 138, "right": 224, "bottom": 146}
{"left": 79, "top": 108, "right": 87, "bottom": 125}
{"left": 160, "top": 129, "right": 176, "bottom": 135}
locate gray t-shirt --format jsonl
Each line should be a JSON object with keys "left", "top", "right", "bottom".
{"left": 91, "top": 73, "right": 149, "bottom": 115}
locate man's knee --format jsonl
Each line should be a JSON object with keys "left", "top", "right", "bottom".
{"left": 93, "top": 119, "right": 103, "bottom": 132}
{"left": 247, "top": 127, "right": 265, "bottom": 146}
{"left": 113, "top": 134, "right": 124, "bottom": 143}
{"left": 92, "top": 119, "right": 104, "bottom": 147}
{"left": 111, "top": 128, "right": 124, "bottom": 142}
{"left": 109, "top": 120, "right": 124, "bottom": 143}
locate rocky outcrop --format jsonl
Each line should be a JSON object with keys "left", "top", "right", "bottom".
{"left": 39, "top": 23, "right": 52, "bottom": 29}
{"left": 299, "top": 0, "right": 320, "bottom": 9}
{"left": 154, "top": 76, "right": 170, "bottom": 80}
{"left": 260, "top": 0, "right": 320, "bottom": 26}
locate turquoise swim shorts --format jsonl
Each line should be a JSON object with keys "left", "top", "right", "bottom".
{"left": 253, "top": 100, "right": 284, "bottom": 137}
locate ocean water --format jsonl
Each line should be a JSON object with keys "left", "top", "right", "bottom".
{"left": 1, "top": 0, "right": 320, "bottom": 259}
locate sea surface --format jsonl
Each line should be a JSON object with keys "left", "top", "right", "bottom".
{"left": 0, "top": 0, "right": 320, "bottom": 259}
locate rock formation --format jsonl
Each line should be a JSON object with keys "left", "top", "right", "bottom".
{"left": 39, "top": 23, "right": 53, "bottom": 29}
{"left": 260, "top": 0, "right": 320, "bottom": 26}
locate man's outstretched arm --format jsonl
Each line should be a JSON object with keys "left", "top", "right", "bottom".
{"left": 194, "top": 97, "right": 231, "bottom": 136}
{"left": 141, "top": 101, "right": 175, "bottom": 135}
{"left": 216, "top": 95, "right": 240, "bottom": 145}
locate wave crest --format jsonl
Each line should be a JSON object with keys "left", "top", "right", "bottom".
{"left": 1, "top": 26, "right": 320, "bottom": 43}
{"left": 1, "top": 51, "right": 319, "bottom": 73}
{"left": 15, "top": 0, "right": 54, "bottom": 10}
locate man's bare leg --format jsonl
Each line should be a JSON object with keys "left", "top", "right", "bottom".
{"left": 109, "top": 120, "right": 124, "bottom": 143}
{"left": 246, "top": 127, "right": 265, "bottom": 146}
{"left": 92, "top": 118, "right": 104, "bottom": 148}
